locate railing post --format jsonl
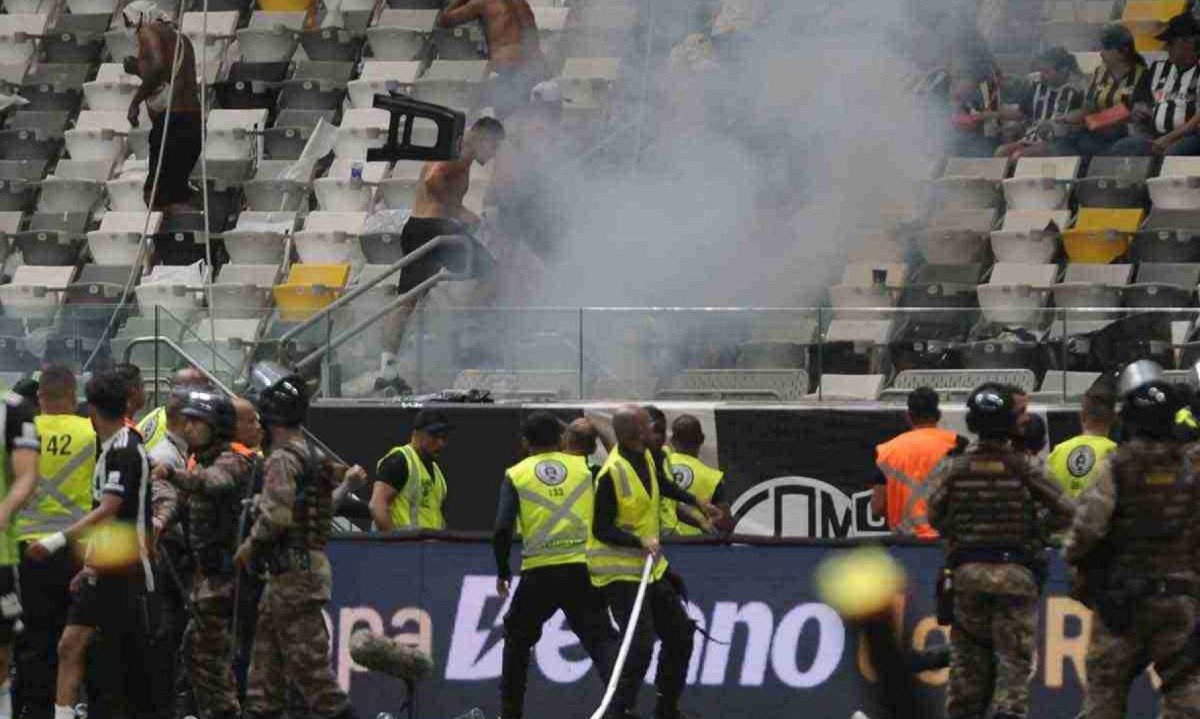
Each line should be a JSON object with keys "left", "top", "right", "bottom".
{"left": 578, "top": 307, "right": 585, "bottom": 400}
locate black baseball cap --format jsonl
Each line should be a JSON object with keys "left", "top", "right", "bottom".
{"left": 413, "top": 409, "right": 452, "bottom": 436}
{"left": 1157, "top": 13, "right": 1200, "bottom": 42}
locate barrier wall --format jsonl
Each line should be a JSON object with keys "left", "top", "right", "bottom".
{"left": 325, "top": 540, "right": 1156, "bottom": 719}
{"left": 310, "top": 402, "right": 1083, "bottom": 535}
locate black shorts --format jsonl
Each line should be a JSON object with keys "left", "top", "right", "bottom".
{"left": 145, "top": 111, "right": 203, "bottom": 207}
{"left": 0, "top": 565, "right": 18, "bottom": 644}
{"left": 66, "top": 573, "right": 148, "bottom": 632}
{"left": 397, "top": 216, "right": 467, "bottom": 294}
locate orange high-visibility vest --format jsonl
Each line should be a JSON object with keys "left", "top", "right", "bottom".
{"left": 875, "top": 427, "right": 959, "bottom": 539}
{"left": 186, "top": 442, "right": 260, "bottom": 470}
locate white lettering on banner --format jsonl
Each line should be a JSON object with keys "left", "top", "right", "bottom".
{"left": 446, "top": 575, "right": 513, "bottom": 680}
{"left": 393, "top": 607, "right": 434, "bottom": 659}
{"left": 647, "top": 602, "right": 707, "bottom": 685}
{"left": 700, "top": 602, "right": 773, "bottom": 686}
{"left": 338, "top": 607, "right": 385, "bottom": 689}
{"left": 770, "top": 603, "right": 844, "bottom": 688}
{"left": 534, "top": 612, "right": 593, "bottom": 683}
{"left": 730, "top": 477, "right": 888, "bottom": 539}
{"left": 327, "top": 606, "right": 434, "bottom": 692}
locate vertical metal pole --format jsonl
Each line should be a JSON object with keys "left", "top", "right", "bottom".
{"left": 1060, "top": 309, "right": 1068, "bottom": 402}
{"left": 578, "top": 307, "right": 585, "bottom": 400}
{"left": 415, "top": 307, "right": 424, "bottom": 395}
{"left": 816, "top": 307, "right": 824, "bottom": 402}
{"left": 321, "top": 313, "right": 333, "bottom": 398}
{"left": 153, "top": 305, "right": 160, "bottom": 406}
{"left": 631, "top": 0, "right": 655, "bottom": 177}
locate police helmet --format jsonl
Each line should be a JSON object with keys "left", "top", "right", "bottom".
{"left": 179, "top": 389, "right": 236, "bottom": 441}
{"left": 1117, "top": 360, "right": 1180, "bottom": 440}
{"left": 257, "top": 374, "right": 309, "bottom": 428}
{"left": 965, "top": 383, "right": 1018, "bottom": 439}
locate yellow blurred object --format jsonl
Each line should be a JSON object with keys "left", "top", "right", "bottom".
{"left": 272, "top": 264, "right": 351, "bottom": 322}
{"left": 76, "top": 521, "right": 141, "bottom": 573}
{"left": 258, "top": 0, "right": 313, "bottom": 11}
{"left": 1061, "top": 207, "right": 1143, "bottom": 263}
{"left": 815, "top": 546, "right": 907, "bottom": 620}
{"left": 1122, "top": 0, "right": 1186, "bottom": 51}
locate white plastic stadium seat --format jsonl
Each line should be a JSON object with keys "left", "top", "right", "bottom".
{"left": 880, "top": 368, "right": 1038, "bottom": 401}
{"left": 366, "top": 10, "right": 437, "bottom": 61}
{"left": 243, "top": 161, "right": 310, "bottom": 212}
{"left": 182, "top": 12, "right": 240, "bottom": 84}
{"left": 655, "top": 369, "right": 810, "bottom": 402}
{"left": 87, "top": 211, "right": 162, "bottom": 265}
{"left": 377, "top": 162, "right": 423, "bottom": 210}
{"left": 294, "top": 211, "right": 367, "bottom": 265}
{"left": 915, "top": 208, "right": 997, "bottom": 264}
{"left": 209, "top": 263, "right": 278, "bottom": 319}
{"left": 348, "top": 61, "right": 423, "bottom": 109}
{"left": 107, "top": 158, "right": 149, "bottom": 211}
{"left": 0, "top": 14, "right": 49, "bottom": 65}
{"left": 334, "top": 109, "right": 390, "bottom": 161}
{"left": 135, "top": 262, "right": 208, "bottom": 316}
{"left": 38, "top": 175, "right": 104, "bottom": 214}
{"left": 977, "top": 262, "right": 1059, "bottom": 326}
{"left": 83, "top": 64, "right": 142, "bottom": 111}
{"left": 64, "top": 111, "right": 132, "bottom": 165}
{"left": 0, "top": 265, "right": 75, "bottom": 320}
{"left": 314, "top": 160, "right": 388, "bottom": 212}
{"left": 934, "top": 157, "right": 1009, "bottom": 209}
{"left": 1147, "top": 157, "right": 1200, "bottom": 210}
{"left": 236, "top": 12, "right": 303, "bottom": 64}
{"left": 806, "top": 374, "right": 884, "bottom": 400}
{"left": 1051, "top": 263, "right": 1132, "bottom": 319}
{"left": 207, "top": 109, "right": 268, "bottom": 162}
{"left": 411, "top": 60, "right": 488, "bottom": 111}
{"left": 221, "top": 211, "right": 295, "bottom": 265}
{"left": 990, "top": 210, "right": 1071, "bottom": 263}
{"left": 1002, "top": 156, "right": 1081, "bottom": 210}
{"left": 559, "top": 57, "right": 620, "bottom": 111}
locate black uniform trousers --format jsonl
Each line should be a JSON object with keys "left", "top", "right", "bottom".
{"left": 14, "top": 546, "right": 78, "bottom": 719}
{"left": 603, "top": 576, "right": 694, "bottom": 718}
{"left": 501, "top": 563, "right": 617, "bottom": 719}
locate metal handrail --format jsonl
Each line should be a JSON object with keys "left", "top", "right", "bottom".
{"left": 121, "top": 334, "right": 348, "bottom": 465}
{"left": 275, "top": 234, "right": 473, "bottom": 348}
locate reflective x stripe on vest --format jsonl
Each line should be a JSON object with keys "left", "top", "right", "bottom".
{"left": 516, "top": 480, "right": 591, "bottom": 554}
{"left": 879, "top": 461, "right": 935, "bottom": 536}
{"left": 586, "top": 451, "right": 668, "bottom": 586}
{"left": 380, "top": 444, "right": 447, "bottom": 530}
{"left": 138, "top": 407, "right": 167, "bottom": 452}
{"left": 20, "top": 416, "right": 96, "bottom": 539}
{"left": 876, "top": 427, "right": 958, "bottom": 539}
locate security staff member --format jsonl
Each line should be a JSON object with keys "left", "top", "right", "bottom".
{"left": 663, "top": 415, "right": 726, "bottom": 537}
{"left": 234, "top": 374, "right": 357, "bottom": 719}
{"left": 28, "top": 370, "right": 157, "bottom": 719}
{"left": 1065, "top": 360, "right": 1200, "bottom": 719}
{"left": 589, "top": 405, "right": 718, "bottom": 719}
{"left": 1047, "top": 388, "right": 1117, "bottom": 498}
{"left": 369, "top": 410, "right": 450, "bottom": 531}
{"left": 494, "top": 412, "right": 616, "bottom": 719}
{"left": 14, "top": 367, "right": 93, "bottom": 719}
{"left": 926, "top": 384, "right": 1074, "bottom": 719}
{"left": 873, "top": 388, "right": 966, "bottom": 538}
{"left": 153, "top": 390, "right": 251, "bottom": 719}
{"left": 137, "top": 367, "right": 209, "bottom": 453}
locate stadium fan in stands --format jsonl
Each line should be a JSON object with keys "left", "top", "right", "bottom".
{"left": 993, "top": 47, "right": 1085, "bottom": 159}
{"left": 947, "top": 55, "right": 1005, "bottom": 156}
{"left": 437, "top": 0, "right": 547, "bottom": 119}
{"left": 1052, "top": 24, "right": 1147, "bottom": 157}
{"left": 121, "top": 0, "right": 202, "bottom": 213}
{"left": 377, "top": 118, "right": 505, "bottom": 391}
{"left": 1107, "top": 12, "right": 1200, "bottom": 156}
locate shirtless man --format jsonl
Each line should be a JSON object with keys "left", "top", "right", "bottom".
{"left": 378, "top": 117, "right": 506, "bottom": 391}
{"left": 122, "top": 0, "right": 202, "bottom": 213}
{"left": 438, "top": 0, "right": 547, "bottom": 117}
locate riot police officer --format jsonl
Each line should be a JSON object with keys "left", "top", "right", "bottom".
{"left": 926, "top": 384, "right": 1075, "bottom": 719}
{"left": 234, "top": 374, "right": 357, "bottom": 719}
{"left": 151, "top": 389, "right": 254, "bottom": 719}
{"left": 1065, "top": 360, "right": 1200, "bottom": 719}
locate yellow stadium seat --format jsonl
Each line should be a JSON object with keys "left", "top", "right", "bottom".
{"left": 272, "top": 264, "right": 351, "bottom": 321}
{"left": 1123, "top": 0, "right": 1187, "bottom": 51}
{"left": 1061, "top": 208, "right": 1144, "bottom": 263}
{"left": 258, "top": 0, "right": 313, "bottom": 11}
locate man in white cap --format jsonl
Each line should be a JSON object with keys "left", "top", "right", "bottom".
{"left": 121, "top": 0, "right": 202, "bottom": 213}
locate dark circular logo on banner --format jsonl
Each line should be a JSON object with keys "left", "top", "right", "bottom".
{"left": 671, "top": 464, "right": 695, "bottom": 490}
{"left": 141, "top": 416, "right": 157, "bottom": 441}
{"left": 1067, "top": 445, "right": 1096, "bottom": 478}
{"left": 535, "top": 460, "right": 568, "bottom": 487}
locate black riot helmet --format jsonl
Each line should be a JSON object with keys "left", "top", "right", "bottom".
{"left": 1117, "top": 360, "right": 1180, "bottom": 441}
{"left": 965, "top": 383, "right": 1018, "bottom": 440}
{"left": 256, "top": 374, "right": 309, "bottom": 429}
{"left": 179, "top": 388, "right": 236, "bottom": 442}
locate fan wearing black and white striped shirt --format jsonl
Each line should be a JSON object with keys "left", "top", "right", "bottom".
{"left": 994, "top": 47, "right": 1086, "bottom": 159}
{"left": 1110, "top": 12, "right": 1200, "bottom": 156}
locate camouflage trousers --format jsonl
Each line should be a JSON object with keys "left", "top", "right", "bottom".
{"left": 1082, "top": 596, "right": 1200, "bottom": 719}
{"left": 947, "top": 588, "right": 1037, "bottom": 719}
{"left": 186, "top": 574, "right": 240, "bottom": 717}
{"left": 245, "top": 552, "right": 349, "bottom": 719}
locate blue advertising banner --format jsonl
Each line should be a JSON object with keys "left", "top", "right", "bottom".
{"left": 323, "top": 540, "right": 1156, "bottom": 719}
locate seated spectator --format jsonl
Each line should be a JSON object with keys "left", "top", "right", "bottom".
{"left": 1052, "top": 24, "right": 1148, "bottom": 157}
{"left": 994, "top": 47, "right": 1086, "bottom": 159}
{"left": 1107, "top": 13, "right": 1200, "bottom": 156}
{"left": 948, "top": 58, "right": 1005, "bottom": 156}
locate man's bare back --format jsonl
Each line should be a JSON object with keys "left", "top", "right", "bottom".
{"left": 439, "top": 0, "right": 543, "bottom": 71}
{"left": 135, "top": 22, "right": 200, "bottom": 114}
{"left": 412, "top": 159, "right": 478, "bottom": 228}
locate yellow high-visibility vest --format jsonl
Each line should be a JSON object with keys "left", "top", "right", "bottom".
{"left": 137, "top": 406, "right": 167, "bottom": 452}
{"left": 18, "top": 414, "right": 96, "bottom": 542}
{"left": 1047, "top": 433, "right": 1117, "bottom": 498}
{"left": 662, "top": 452, "right": 723, "bottom": 537}
{"left": 587, "top": 448, "right": 668, "bottom": 587}
{"left": 508, "top": 451, "right": 593, "bottom": 571}
{"left": 378, "top": 444, "right": 447, "bottom": 530}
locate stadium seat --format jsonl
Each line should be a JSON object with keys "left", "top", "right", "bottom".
{"left": 336, "top": 0, "right": 377, "bottom": 31}
{"left": 334, "top": 109, "right": 389, "bottom": 160}
{"left": 207, "top": 109, "right": 268, "bottom": 162}
{"left": 42, "top": 14, "right": 106, "bottom": 65}
{"left": 179, "top": 318, "right": 259, "bottom": 380}
{"left": 0, "top": 13, "right": 49, "bottom": 65}
{"left": 411, "top": 60, "right": 488, "bottom": 111}
{"left": 0, "top": 265, "right": 75, "bottom": 320}
{"left": 314, "top": 159, "right": 388, "bottom": 212}
{"left": 264, "top": 110, "right": 335, "bottom": 159}
{"left": 64, "top": 110, "right": 132, "bottom": 166}
{"left": 235, "top": 12, "right": 304, "bottom": 64}
{"left": 272, "top": 263, "right": 351, "bottom": 321}
{"left": 64, "top": 264, "right": 133, "bottom": 313}
{"left": 182, "top": 12, "right": 241, "bottom": 84}
{"left": 0, "top": 175, "right": 35, "bottom": 211}
{"left": 367, "top": 9, "right": 437, "bottom": 60}
{"left": 1122, "top": 0, "right": 1186, "bottom": 52}
{"left": 805, "top": 374, "right": 884, "bottom": 400}
{"left": 299, "top": 28, "right": 365, "bottom": 62}
{"left": 107, "top": 157, "right": 149, "bottom": 211}
{"left": 990, "top": 209, "right": 1070, "bottom": 263}
{"left": 377, "top": 161, "right": 423, "bottom": 210}
{"left": 821, "top": 318, "right": 893, "bottom": 375}
{"left": 37, "top": 174, "right": 104, "bottom": 214}
{"left": 0, "top": 127, "right": 62, "bottom": 163}
{"left": 934, "top": 157, "right": 1009, "bottom": 209}
{"left": 87, "top": 210, "right": 162, "bottom": 265}
{"left": 881, "top": 368, "right": 1038, "bottom": 401}
{"left": 222, "top": 210, "right": 295, "bottom": 264}
{"left": 915, "top": 208, "right": 997, "bottom": 264}
{"left": 348, "top": 61, "right": 422, "bottom": 109}
{"left": 214, "top": 64, "right": 285, "bottom": 112}
{"left": 13, "top": 212, "right": 87, "bottom": 264}
{"left": 152, "top": 212, "right": 213, "bottom": 265}
{"left": 66, "top": 0, "right": 118, "bottom": 14}
{"left": 1052, "top": 263, "right": 1133, "bottom": 318}
{"left": 656, "top": 369, "right": 809, "bottom": 402}
{"left": 977, "top": 262, "right": 1058, "bottom": 326}
{"left": 559, "top": 57, "right": 619, "bottom": 121}
{"left": 294, "top": 211, "right": 366, "bottom": 264}
{"left": 1125, "top": 261, "right": 1200, "bottom": 309}
{"left": 889, "top": 314, "right": 974, "bottom": 372}
{"left": 1075, "top": 156, "right": 1152, "bottom": 207}
{"left": 899, "top": 263, "right": 983, "bottom": 314}
{"left": 8, "top": 111, "right": 73, "bottom": 139}
{"left": 1133, "top": 209, "right": 1200, "bottom": 262}
{"left": 210, "top": 263, "right": 278, "bottom": 319}
{"left": 829, "top": 283, "right": 897, "bottom": 320}
{"left": 243, "top": 161, "right": 311, "bottom": 212}
{"left": 1147, "top": 157, "right": 1200, "bottom": 210}
{"left": 278, "top": 77, "right": 347, "bottom": 110}
{"left": 1002, "top": 156, "right": 1080, "bottom": 210}
{"left": 1061, "top": 207, "right": 1143, "bottom": 263}
{"left": 1034, "top": 370, "right": 1103, "bottom": 402}
{"left": 135, "top": 263, "right": 208, "bottom": 316}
